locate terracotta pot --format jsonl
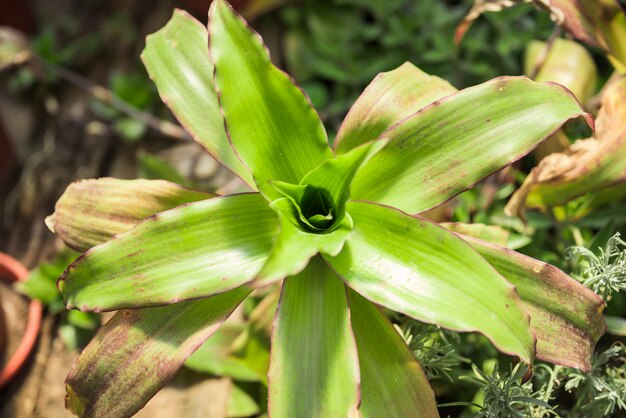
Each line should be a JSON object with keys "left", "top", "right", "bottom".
{"left": 0, "top": 253, "right": 42, "bottom": 390}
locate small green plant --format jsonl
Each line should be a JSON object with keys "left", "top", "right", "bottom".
{"left": 463, "top": 363, "right": 553, "bottom": 418}
{"left": 398, "top": 321, "right": 464, "bottom": 382}
{"left": 563, "top": 342, "right": 626, "bottom": 418}
{"left": 17, "top": 249, "right": 99, "bottom": 350}
{"left": 46, "top": 1, "right": 606, "bottom": 416}
{"left": 568, "top": 232, "right": 626, "bottom": 300}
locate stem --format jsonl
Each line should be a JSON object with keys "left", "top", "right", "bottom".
{"left": 28, "top": 54, "right": 191, "bottom": 141}
{"left": 571, "top": 226, "right": 585, "bottom": 247}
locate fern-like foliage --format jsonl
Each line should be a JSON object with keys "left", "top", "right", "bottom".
{"left": 567, "top": 233, "right": 626, "bottom": 300}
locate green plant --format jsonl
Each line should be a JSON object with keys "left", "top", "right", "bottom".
{"left": 563, "top": 342, "right": 626, "bottom": 418}
{"left": 568, "top": 232, "right": 626, "bottom": 300}
{"left": 462, "top": 363, "right": 553, "bottom": 418}
{"left": 47, "top": 1, "right": 607, "bottom": 416}
{"left": 17, "top": 249, "right": 99, "bottom": 350}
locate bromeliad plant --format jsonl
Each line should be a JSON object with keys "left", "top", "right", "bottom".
{"left": 47, "top": 0, "right": 607, "bottom": 417}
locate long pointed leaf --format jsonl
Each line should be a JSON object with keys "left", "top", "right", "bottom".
{"left": 65, "top": 287, "right": 249, "bottom": 418}
{"left": 268, "top": 257, "right": 360, "bottom": 418}
{"left": 334, "top": 62, "right": 456, "bottom": 153}
{"left": 59, "top": 193, "right": 278, "bottom": 311}
{"left": 141, "top": 10, "right": 254, "bottom": 185}
{"left": 350, "top": 77, "right": 593, "bottom": 214}
{"left": 208, "top": 0, "right": 333, "bottom": 197}
{"left": 461, "top": 235, "right": 605, "bottom": 371}
{"left": 348, "top": 290, "right": 439, "bottom": 418}
{"left": 326, "top": 201, "right": 535, "bottom": 363}
{"left": 46, "top": 178, "right": 213, "bottom": 252}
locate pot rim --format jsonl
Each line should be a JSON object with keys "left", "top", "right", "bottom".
{"left": 0, "top": 252, "right": 42, "bottom": 390}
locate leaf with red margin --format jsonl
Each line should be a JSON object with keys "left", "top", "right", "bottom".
{"left": 334, "top": 62, "right": 456, "bottom": 154}
{"left": 348, "top": 289, "right": 439, "bottom": 418}
{"left": 65, "top": 287, "right": 249, "bottom": 418}
{"left": 268, "top": 256, "right": 360, "bottom": 418}
{"left": 349, "top": 77, "right": 593, "bottom": 215}
{"left": 325, "top": 200, "right": 536, "bottom": 365}
{"left": 46, "top": 178, "right": 214, "bottom": 252}
{"left": 58, "top": 193, "right": 278, "bottom": 311}
{"left": 141, "top": 10, "right": 255, "bottom": 186}
{"left": 460, "top": 234, "right": 605, "bottom": 371}
{"left": 208, "top": 0, "right": 333, "bottom": 200}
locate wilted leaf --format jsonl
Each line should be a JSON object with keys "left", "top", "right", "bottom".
{"left": 65, "top": 288, "right": 248, "bottom": 418}
{"left": 456, "top": 0, "right": 626, "bottom": 68}
{"left": 461, "top": 234, "right": 605, "bottom": 371}
{"left": 46, "top": 178, "right": 213, "bottom": 252}
{"left": 506, "top": 77, "right": 626, "bottom": 218}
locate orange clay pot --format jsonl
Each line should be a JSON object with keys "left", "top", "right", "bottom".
{"left": 0, "top": 253, "right": 42, "bottom": 390}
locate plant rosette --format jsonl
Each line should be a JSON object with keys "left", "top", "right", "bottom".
{"left": 0, "top": 252, "right": 42, "bottom": 390}
{"left": 46, "top": 1, "right": 605, "bottom": 417}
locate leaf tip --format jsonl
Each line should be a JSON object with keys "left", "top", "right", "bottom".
{"left": 44, "top": 213, "right": 56, "bottom": 233}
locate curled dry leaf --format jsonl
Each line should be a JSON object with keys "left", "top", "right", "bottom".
{"left": 506, "top": 76, "right": 626, "bottom": 218}
{"left": 456, "top": 0, "right": 626, "bottom": 68}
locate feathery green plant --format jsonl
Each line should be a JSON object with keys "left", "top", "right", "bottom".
{"left": 398, "top": 321, "right": 464, "bottom": 382}
{"left": 568, "top": 233, "right": 626, "bottom": 300}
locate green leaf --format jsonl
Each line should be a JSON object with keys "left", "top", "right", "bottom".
{"left": 525, "top": 38, "right": 597, "bottom": 104}
{"left": 137, "top": 152, "right": 188, "bottom": 185}
{"left": 268, "top": 257, "right": 360, "bottom": 418}
{"left": 59, "top": 193, "right": 278, "bottom": 311}
{"left": 208, "top": 0, "right": 333, "bottom": 198}
{"left": 348, "top": 290, "right": 438, "bottom": 418}
{"left": 334, "top": 62, "right": 456, "bottom": 153}
{"left": 227, "top": 382, "right": 261, "bottom": 418}
{"left": 141, "top": 10, "right": 254, "bottom": 186}
{"left": 461, "top": 234, "right": 605, "bottom": 371}
{"left": 325, "top": 201, "right": 535, "bottom": 363}
{"left": 349, "top": 76, "right": 593, "bottom": 214}
{"left": 253, "top": 140, "right": 385, "bottom": 286}
{"left": 252, "top": 204, "right": 352, "bottom": 287}
{"left": 46, "top": 178, "right": 213, "bottom": 252}
{"left": 65, "top": 288, "right": 248, "bottom": 418}
{"left": 605, "top": 315, "right": 626, "bottom": 336}
{"left": 300, "top": 138, "right": 388, "bottom": 218}
{"left": 17, "top": 248, "right": 79, "bottom": 312}
{"left": 185, "top": 323, "right": 260, "bottom": 381}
